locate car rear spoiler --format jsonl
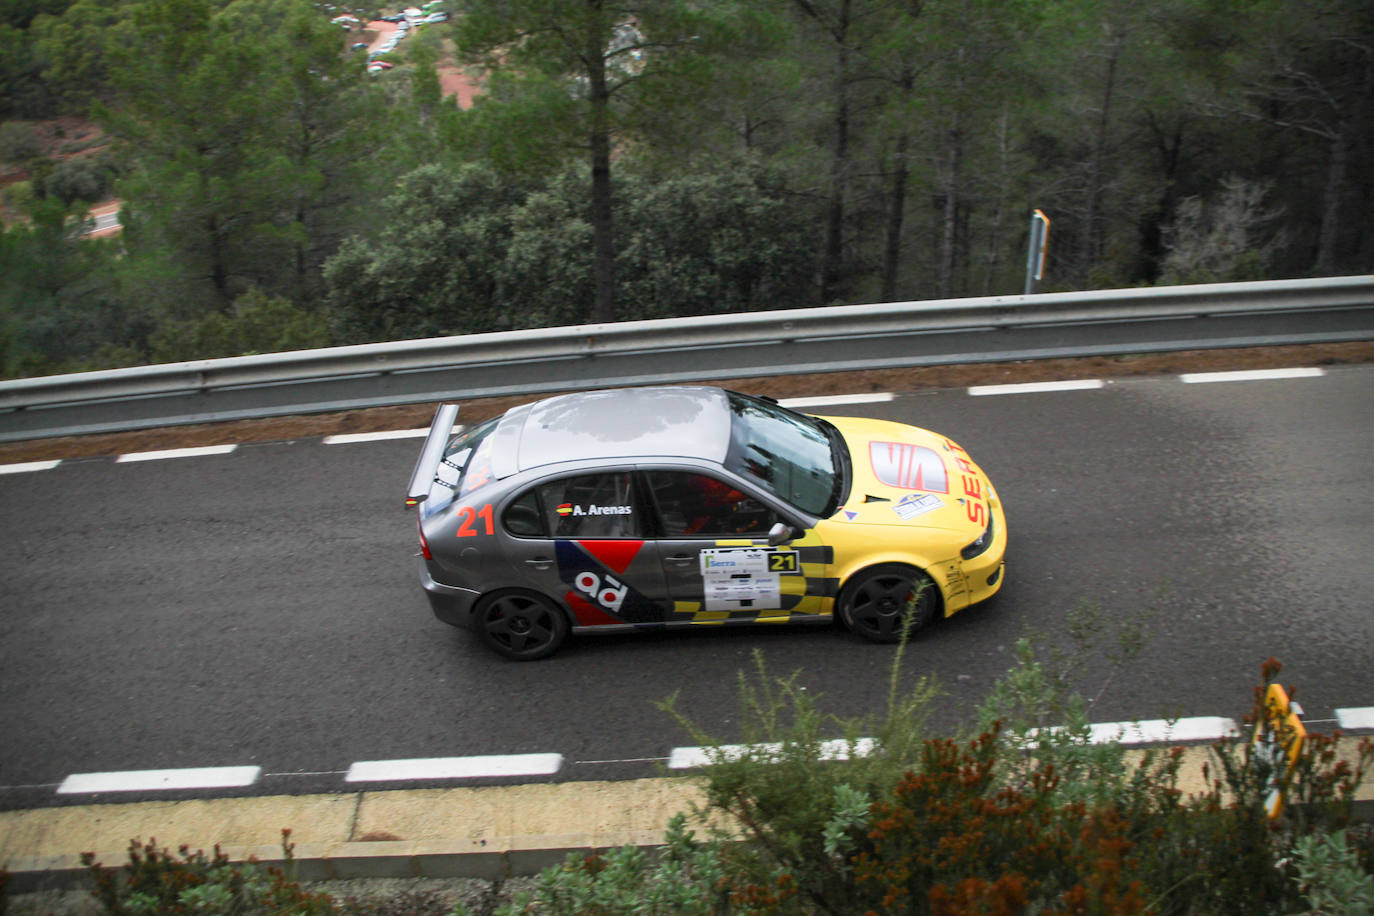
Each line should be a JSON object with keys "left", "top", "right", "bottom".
{"left": 405, "top": 403, "right": 460, "bottom": 509}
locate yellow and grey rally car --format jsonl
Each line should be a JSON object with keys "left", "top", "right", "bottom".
{"left": 405, "top": 386, "right": 1006, "bottom": 660}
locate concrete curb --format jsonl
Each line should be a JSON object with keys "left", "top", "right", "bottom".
{"left": 1, "top": 777, "right": 708, "bottom": 893}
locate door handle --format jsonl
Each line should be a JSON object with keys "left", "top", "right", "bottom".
{"left": 524, "top": 557, "right": 553, "bottom": 568}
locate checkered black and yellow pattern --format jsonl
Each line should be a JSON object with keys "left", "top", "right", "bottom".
{"left": 675, "top": 535, "right": 839, "bottom": 625}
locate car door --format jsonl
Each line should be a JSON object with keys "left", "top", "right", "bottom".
{"left": 641, "top": 469, "right": 834, "bottom": 624}
{"left": 498, "top": 469, "right": 671, "bottom": 627}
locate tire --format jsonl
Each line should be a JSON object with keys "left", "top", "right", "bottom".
{"left": 475, "top": 591, "right": 569, "bottom": 660}
{"left": 838, "top": 564, "right": 939, "bottom": 643}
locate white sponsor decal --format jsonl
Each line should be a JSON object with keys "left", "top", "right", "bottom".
{"left": 700, "top": 548, "right": 781, "bottom": 611}
{"left": 894, "top": 492, "right": 944, "bottom": 520}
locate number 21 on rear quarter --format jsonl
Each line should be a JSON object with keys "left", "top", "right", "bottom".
{"left": 456, "top": 503, "right": 494, "bottom": 537}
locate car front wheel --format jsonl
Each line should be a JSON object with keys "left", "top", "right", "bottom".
{"left": 839, "top": 564, "right": 939, "bottom": 643}
{"left": 475, "top": 591, "right": 569, "bottom": 660}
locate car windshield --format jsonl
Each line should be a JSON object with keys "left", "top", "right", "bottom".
{"left": 724, "top": 392, "right": 845, "bottom": 517}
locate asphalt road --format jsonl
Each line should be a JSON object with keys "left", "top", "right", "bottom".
{"left": 2, "top": 366, "right": 1371, "bottom": 810}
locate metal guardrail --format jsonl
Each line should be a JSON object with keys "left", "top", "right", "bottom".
{"left": 1, "top": 276, "right": 1371, "bottom": 442}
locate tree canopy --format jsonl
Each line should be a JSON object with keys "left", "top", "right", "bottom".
{"left": 1, "top": 0, "right": 1371, "bottom": 376}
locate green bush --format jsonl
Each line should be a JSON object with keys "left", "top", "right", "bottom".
{"left": 46, "top": 154, "right": 116, "bottom": 205}
{"left": 495, "top": 815, "right": 729, "bottom": 916}
{"left": 662, "top": 643, "right": 941, "bottom": 915}
{"left": 0, "top": 123, "right": 41, "bottom": 166}
{"left": 1292, "top": 829, "right": 1374, "bottom": 915}
{"left": 509, "top": 631, "right": 1371, "bottom": 915}
{"left": 148, "top": 288, "right": 332, "bottom": 363}
{"left": 81, "top": 831, "right": 336, "bottom": 916}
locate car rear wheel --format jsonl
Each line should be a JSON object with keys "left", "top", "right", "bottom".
{"left": 839, "top": 564, "right": 939, "bottom": 643}
{"left": 475, "top": 591, "right": 569, "bottom": 660}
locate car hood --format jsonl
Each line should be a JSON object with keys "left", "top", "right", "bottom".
{"left": 824, "top": 415, "right": 990, "bottom": 530}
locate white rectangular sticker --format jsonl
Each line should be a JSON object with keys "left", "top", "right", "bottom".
{"left": 894, "top": 492, "right": 943, "bottom": 520}
{"left": 700, "top": 547, "right": 784, "bottom": 611}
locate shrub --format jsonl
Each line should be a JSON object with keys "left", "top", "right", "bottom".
{"left": 660, "top": 645, "right": 940, "bottom": 915}
{"left": 1157, "top": 176, "right": 1283, "bottom": 286}
{"left": 495, "top": 814, "right": 729, "bottom": 916}
{"left": 148, "top": 287, "right": 332, "bottom": 362}
{"left": 1292, "top": 829, "right": 1374, "bottom": 916}
{"left": 0, "top": 123, "right": 41, "bottom": 166}
{"left": 46, "top": 154, "right": 116, "bottom": 205}
{"left": 853, "top": 727, "right": 1151, "bottom": 915}
{"left": 81, "top": 831, "right": 336, "bottom": 916}
{"left": 513, "top": 623, "right": 1371, "bottom": 915}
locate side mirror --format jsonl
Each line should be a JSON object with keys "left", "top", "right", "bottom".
{"left": 767, "top": 522, "right": 796, "bottom": 546}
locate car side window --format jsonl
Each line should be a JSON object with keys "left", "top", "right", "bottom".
{"left": 502, "top": 489, "right": 545, "bottom": 538}
{"left": 537, "top": 471, "right": 642, "bottom": 539}
{"left": 646, "top": 471, "right": 780, "bottom": 538}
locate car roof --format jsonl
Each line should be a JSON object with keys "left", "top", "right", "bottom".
{"left": 491, "top": 386, "right": 733, "bottom": 476}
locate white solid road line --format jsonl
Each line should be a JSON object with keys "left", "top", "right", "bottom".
{"left": 0, "top": 459, "right": 61, "bottom": 474}
{"left": 57, "top": 766, "right": 262, "bottom": 794}
{"left": 1180, "top": 367, "right": 1325, "bottom": 384}
{"left": 1336, "top": 707, "right": 1374, "bottom": 730}
{"left": 323, "top": 428, "right": 432, "bottom": 445}
{"left": 779, "top": 393, "right": 896, "bottom": 408}
{"left": 345, "top": 753, "right": 565, "bottom": 783}
{"left": 968, "top": 379, "right": 1105, "bottom": 397}
{"left": 115, "top": 444, "right": 239, "bottom": 463}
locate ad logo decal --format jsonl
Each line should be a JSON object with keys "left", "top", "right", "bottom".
{"left": 555, "top": 539, "right": 660, "bottom": 624}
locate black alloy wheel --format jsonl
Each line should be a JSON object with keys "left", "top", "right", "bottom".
{"left": 476, "top": 592, "right": 570, "bottom": 660}
{"left": 839, "top": 564, "right": 938, "bottom": 643}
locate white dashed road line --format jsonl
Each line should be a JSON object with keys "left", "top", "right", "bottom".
{"left": 0, "top": 459, "right": 61, "bottom": 474}
{"left": 42, "top": 704, "right": 1372, "bottom": 795}
{"left": 345, "top": 754, "right": 565, "bottom": 783}
{"left": 1337, "top": 707, "right": 1374, "bottom": 730}
{"left": 668, "top": 738, "right": 874, "bottom": 770}
{"left": 1084, "top": 716, "right": 1239, "bottom": 745}
{"left": 779, "top": 393, "right": 896, "bottom": 408}
{"left": 1180, "top": 367, "right": 1325, "bottom": 384}
{"left": 57, "top": 766, "right": 262, "bottom": 795}
{"left": 968, "top": 379, "right": 1105, "bottom": 397}
{"left": 2, "top": 367, "right": 1340, "bottom": 471}
{"left": 323, "top": 428, "right": 432, "bottom": 445}
{"left": 115, "top": 444, "right": 239, "bottom": 463}
{"left": 670, "top": 718, "right": 1243, "bottom": 770}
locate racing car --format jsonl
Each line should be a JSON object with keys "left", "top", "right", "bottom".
{"left": 405, "top": 386, "right": 1006, "bottom": 659}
